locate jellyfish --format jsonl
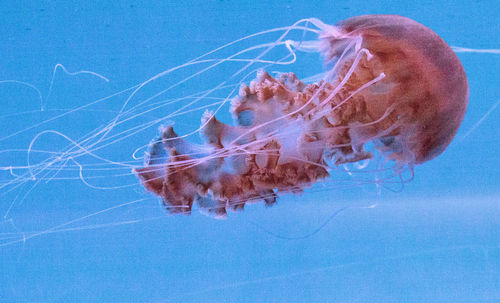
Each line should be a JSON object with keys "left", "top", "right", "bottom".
{"left": 134, "top": 15, "right": 468, "bottom": 218}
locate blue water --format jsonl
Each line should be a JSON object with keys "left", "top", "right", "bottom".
{"left": 1, "top": 1, "right": 499, "bottom": 302}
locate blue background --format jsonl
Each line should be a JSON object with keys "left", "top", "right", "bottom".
{"left": 1, "top": 1, "right": 499, "bottom": 302}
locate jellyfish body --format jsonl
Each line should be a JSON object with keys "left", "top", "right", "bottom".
{"left": 134, "top": 15, "right": 468, "bottom": 217}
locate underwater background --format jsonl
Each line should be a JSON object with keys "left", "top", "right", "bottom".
{"left": 1, "top": 1, "right": 499, "bottom": 302}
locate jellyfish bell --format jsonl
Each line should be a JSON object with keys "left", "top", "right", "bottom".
{"left": 325, "top": 15, "right": 469, "bottom": 164}
{"left": 134, "top": 15, "right": 469, "bottom": 218}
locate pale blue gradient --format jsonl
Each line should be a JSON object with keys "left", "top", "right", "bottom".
{"left": 0, "top": 1, "right": 499, "bottom": 302}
